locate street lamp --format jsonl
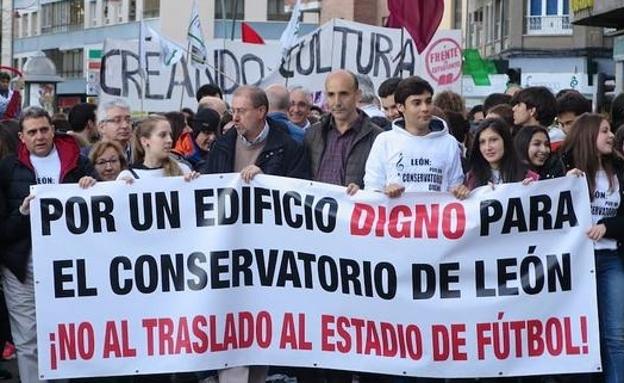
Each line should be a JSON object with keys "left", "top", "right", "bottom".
{"left": 22, "top": 51, "right": 64, "bottom": 114}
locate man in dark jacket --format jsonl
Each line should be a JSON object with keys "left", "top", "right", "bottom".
{"left": 200, "top": 85, "right": 309, "bottom": 182}
{"left": 0, "top": 106, "right": 96, "bottom": 383}
{"left": 305, "top": 69, "right": 383, "bottom": 195}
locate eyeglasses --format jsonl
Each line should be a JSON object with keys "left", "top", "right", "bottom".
{"left": 95, "top": 157, "right": 120, "bottom": 167}
{"left": 102, "top": 116, "right": 132, "bottom": 125}
{"left": 231, "top": 107, "right": 258, "bottom": 116}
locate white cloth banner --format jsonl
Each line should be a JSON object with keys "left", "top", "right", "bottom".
{"left": 31, "top": 175, "right": 600, "bottom": 379}
{"left": 99, "top": 19, "right": 461, "bottom": 110}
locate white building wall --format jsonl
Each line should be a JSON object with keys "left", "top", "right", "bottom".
{"left": 1, "top": 0, "right": 12, "bottom": 66}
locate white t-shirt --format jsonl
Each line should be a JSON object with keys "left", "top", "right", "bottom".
{"left": 591, "top": 170, "right": 620, "bottom": 250}
{"left": 117, "top": 160, "right": 192, "bottom": 180}
{"left": 30, "top": 146, "right": 61, "bottom": 185}
{"left": 364, "top": 117, "right": 464, "bottom": 193}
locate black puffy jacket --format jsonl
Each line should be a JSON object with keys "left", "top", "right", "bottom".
{"left": 199, "top": 117, "right": 310, "bottom": 180}
{"left": 0, "top": 135, "right": 96, "bottom": 281}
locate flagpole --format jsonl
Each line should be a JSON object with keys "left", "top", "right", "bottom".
{"left": 141, "top": 72, "right": 145, "bottom": 114}
{"left": 220, "top": 0, "right": 227, "bottom": 41}
{"left": 179, "top": 41, "right": 191, "bottom": 111}
{"left": 399, "top": 27, "right": 405, "bottom": 79}
{"left": 230, "top": 0, "right": 238, "bottom": 41}
{"left": 138, "top": 21, "right": 145, "bottom": 115}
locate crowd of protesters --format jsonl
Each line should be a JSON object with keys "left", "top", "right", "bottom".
{"left": 0, "top": 68, "right": 622, "bottom": 383}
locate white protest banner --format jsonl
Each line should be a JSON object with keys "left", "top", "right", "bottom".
{"left": 31, "top": 175, "right": 599, "bottom": 379}
{"left": 98, "top": 19, "right": 461, "bottom": 110}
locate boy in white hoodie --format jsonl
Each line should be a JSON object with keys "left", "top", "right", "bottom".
{"left": 364, "top": 76, "right": 467, "bottom": 198}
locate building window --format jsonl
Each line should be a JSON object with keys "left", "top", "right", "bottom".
{"left": 143, "top": 0, "right": 160, "bottom": 19}
{"left": 215, "top": 0, "right": 245, "bottom": 20}
{"left": 45, "top": 49, "right": 83, "bottom": 79}
{"left": 129, "top": 0, "right": 137, "bottom": 21}
{"left": 89, "top": 0, "right": 97, "bottom": 27}
{"left": 268, "top": 0, "right": 289, "bottom": 21}
{"left": 530, "top": 0, "right": 542, "bottom": 15}
{"left": 41, "top": 0, "right": 84, "bottom": 34}
{"left": 526, "top": 0, "right": 571, "bottom": 35}
{"left": 63, "top": 49, "right": 83, "bottom": 79}
{"left": 32, "top": 12, "right": 38, "bottom": 36}
{"left": 453, "top": 0, "right": 462, "bottom": 30}
{"left": 22, "top": 13, "right": 29, "bottom": 37}
{"left": 469, "top": 8, "right": 483, "bottom": 48}
{"left": 546, "top": 0, "right": 558, "bottom": 15}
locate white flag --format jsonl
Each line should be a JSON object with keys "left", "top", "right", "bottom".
{"left": 187, "top": 0, "right": 208, "bottom": 67}
{"left": 139, "top": 22, "right": 184, "bottom": 73}
{"left": 153, "top": 27, "right": 184, "bottom": 67}
{"left": 279, "top": 0, "right": 302, "bottom": 59}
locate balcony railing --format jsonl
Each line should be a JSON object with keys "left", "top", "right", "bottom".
{"left": 526, "top": 15, "right": 572, "bottom": 35}
{"left": 41, "top": 23, "right": 84, "bottom": 34}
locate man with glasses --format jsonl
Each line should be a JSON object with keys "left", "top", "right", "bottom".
{"left": 288, "top": 86, "right": 316, "bottom": 130}
{"left": 96, "top": 99, "right": 133, "bottom": 160}
{"left": 200, "top": 85, "right": 308, "bottom": 181}
{"left": 199, "top": 85, "right": 308, "bottom": 382}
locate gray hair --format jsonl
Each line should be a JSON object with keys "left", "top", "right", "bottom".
{"left": 288, "top": 86, "right": 313, "bottom": 104}
{"left": 266, "top": 84, "right": 290, "bottom": 111}
{"left": 355, "top": 74, "right": 377, "bottom": 105}
{"left": 96, "top": 98, "right": 130, "bottom": 122}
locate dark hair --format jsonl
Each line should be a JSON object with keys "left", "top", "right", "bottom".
{"left": 611, "top": 93, "right": 624, "bottom": 131}
{"left": 555, "top": 88, "right": 581, "bottom": 98}
{"left": 0, "top": 72, "right": 10, "bottom": 82}
{"left": 556, "top": 92, "right": 590, "bottom": 117}
{"left": 445, "top": 110, "right": 469, "bottom": 144}
{"left": 483, "top": 93, "right": 512, "bottom": 114}
{"left": 164, "top": 111, "right": 187, "bottom": 145}
{"left": 192, "top": 108, "right": 221, "bottom": 139}
{"left": 394, "top": 76, "right": 434, "bottom": 105}
{"left": 68, "top": 103, "right": 97, "bottom": 133}
{"left": 19, "top": 106, "right": 52, "bottom": 131}
{"left": 468, "top": 118, "right": 522, "bottom": 188}
{"left": 561, "top": 113, "right": 614, "bottom": 198}
{"left": 486, "top": 104, "right": 514, "bottom": 129}
{"left": 0, "top": 123, "right": 18, "bottom": 159}
{"left": 434, "top": 91, "right": 465, "bottom": 114}
{"left": 52, "top": 113, "right": 71, "bottom": 133}
{"left": 196, "top": 83, "right": 223, "bottom": 101}
{"left": 377, "top": 77, "right": 401, "bottom": 98}
{"left": 468, "top": 105, "right": 484, "bottom": 121}
{"left": 511, "top": 86, "right": 557, "bottom": 127}
{"left": 513, "top": 125, "right": 550, "bottom": 168}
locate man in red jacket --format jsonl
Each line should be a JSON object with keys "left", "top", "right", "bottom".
{"left": 0, "top": 106, "right": 96, "bottom": 382}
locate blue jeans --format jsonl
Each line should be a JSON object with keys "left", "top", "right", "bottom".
{"left": 596, "top": 249, "right": 624, "bottom": 383}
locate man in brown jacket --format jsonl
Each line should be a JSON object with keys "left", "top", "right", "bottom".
{"left": 304, "top": 69, "right": 383, "bottom": 195}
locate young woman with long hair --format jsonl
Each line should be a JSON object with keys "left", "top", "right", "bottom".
{"left": 465, "top": 118, "right": 531, "bottom": 190}
{"left": 513, "top": 125, "right": 565, "bottom": 180}
{"left": 117, "top": 115, "right": 198, "bottom": 180}
{"left": 560, "top": 113, "right": 624, "bottom": 383}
